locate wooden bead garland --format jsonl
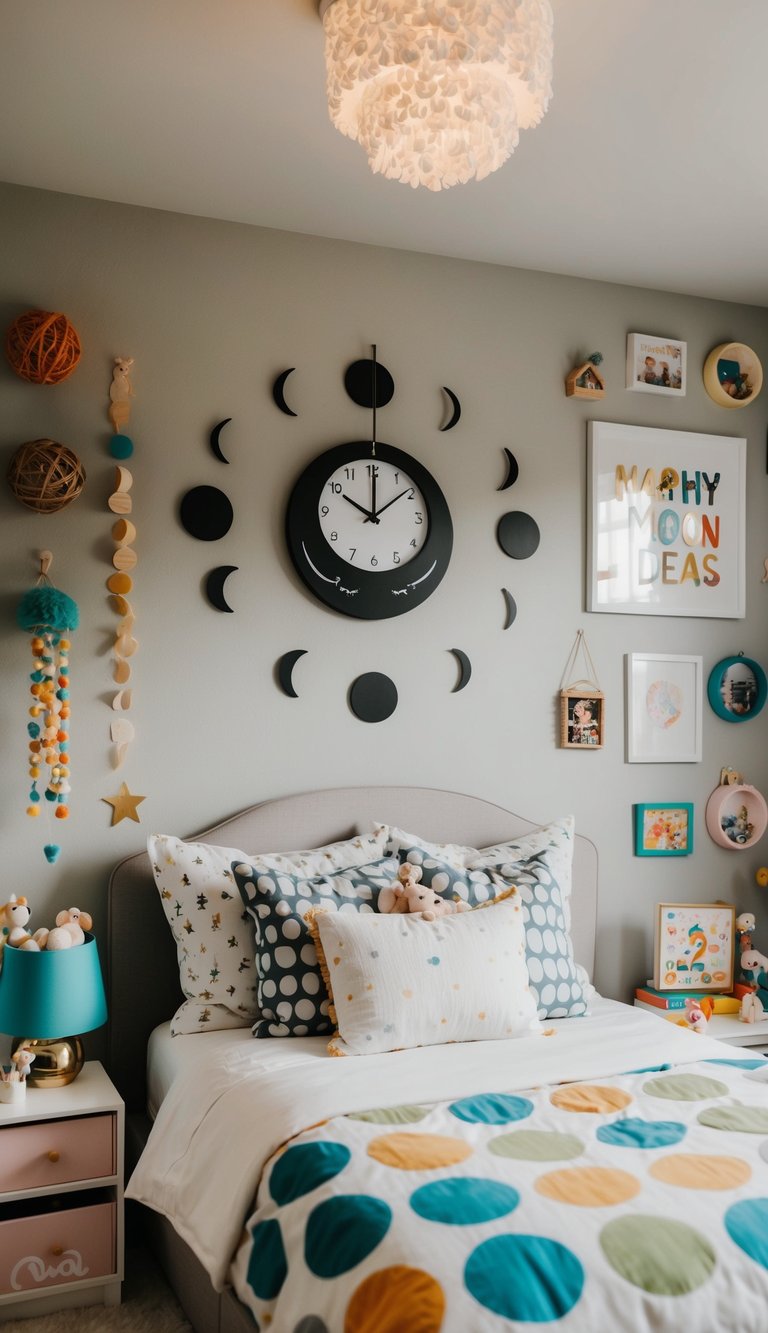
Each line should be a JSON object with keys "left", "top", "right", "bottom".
{"left": 6, "top": 310, "right": 81, "bottom": 384}
{"left": 7, "top": 439, "right": 86, "bottom": 513}
{"left": 106, "top": 358, "right": 138, "bottom": 772}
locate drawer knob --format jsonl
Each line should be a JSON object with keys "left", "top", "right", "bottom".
{"left": 47, "top": 1150, "right": 60, "bottom": 1163}
{"left": 51, "top": 1245, "right": 63, "bottom": 1257}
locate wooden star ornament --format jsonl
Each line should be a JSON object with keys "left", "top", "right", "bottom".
{"left": 102, "top": 781, "right": 146, "bottom": 826}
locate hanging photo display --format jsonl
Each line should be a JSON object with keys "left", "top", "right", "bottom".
{"left": 588, "top": 422, "right": 746, "bottom": 618}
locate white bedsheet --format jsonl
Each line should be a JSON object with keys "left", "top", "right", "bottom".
{"left": 127, "top": 998, "right": 727, "bottom": 1291}
{"left": 147, "top": 1023, "right": 253, "bottom": 1119}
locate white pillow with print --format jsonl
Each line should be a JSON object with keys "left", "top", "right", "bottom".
{"left": 309, "top": 890, "right": 540, "bottom": 1056}
{"left": 148, "top": 827, "right": 388, "bottom": 1035}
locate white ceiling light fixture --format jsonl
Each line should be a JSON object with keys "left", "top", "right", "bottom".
{"left": 318, "top": 0, "right": 553, "bottom": 192}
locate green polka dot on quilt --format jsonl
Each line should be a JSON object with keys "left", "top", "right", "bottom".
{"left": 396, "top": 819, "right": 587, "bottom": 1020}
{"left": 233, "top": 857, "right": 398, "bottom": 1037}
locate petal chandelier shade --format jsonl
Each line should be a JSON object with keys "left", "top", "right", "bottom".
{"left": 318, "top": 0, "right": 554, "bottom": 192}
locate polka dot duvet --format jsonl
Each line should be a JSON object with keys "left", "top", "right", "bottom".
{"left": 127, "top": 1002, "right": 768, "bottom": 1333}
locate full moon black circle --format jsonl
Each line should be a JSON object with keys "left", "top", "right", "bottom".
{"left": 349, "top": 672, "right": 398, "bottom": 723}
{"left": 497, "top": 511, "right": 540, "bottom": 560}
{"left": 180, "top": 485, "right": 234, "bottom": 541}
{"left": 344, "top": 359, "right": 395, "bottom": 409}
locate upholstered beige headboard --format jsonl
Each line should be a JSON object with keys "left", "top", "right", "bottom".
{"left": 107, "top": 787, "right": 597, "bottom": 1109}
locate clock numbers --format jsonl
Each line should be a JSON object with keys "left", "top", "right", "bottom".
{"left": 317, "top": 457, "right": 429, "bottom": 572}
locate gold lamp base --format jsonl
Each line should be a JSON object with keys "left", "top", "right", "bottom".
{"left": 11, "top": 1036, "right": 84, "bottom": 1087}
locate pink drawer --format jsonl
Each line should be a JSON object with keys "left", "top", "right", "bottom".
{"left": 0, "top": 1114, "right": 115, "bottom": 1192}
{"left": 0, "top": 1197, "right": 115, "bottom": 1294}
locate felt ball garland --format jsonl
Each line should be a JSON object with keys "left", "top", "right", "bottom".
{"left": 17, "top": 556, "right": 79, "bottom": 863}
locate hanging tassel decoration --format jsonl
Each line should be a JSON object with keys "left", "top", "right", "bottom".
{"left": 17, "top": 552, "right": 79, "bottom": 862}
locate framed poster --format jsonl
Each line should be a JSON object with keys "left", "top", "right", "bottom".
{"left": 587, "top": 422, "right": 746, "bottom": 618}
{"left": 626, "top": 333, "right": 687, "bottom": 396}
{"left": 635, "top": 803, "right": 694, "bottom": 857}
{"left": 626, "top": 653, "right": 702, "bottom": 762}
{"left": 652, "top": 901, "right": 735, "bottom": 991}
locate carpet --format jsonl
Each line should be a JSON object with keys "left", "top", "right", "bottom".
{"left": 2, "top": 1243, "right": 194, "bottom": 1332}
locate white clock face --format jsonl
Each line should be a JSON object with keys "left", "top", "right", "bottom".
{"left": 318, "top": 458, "right": 428, "bottom": 571}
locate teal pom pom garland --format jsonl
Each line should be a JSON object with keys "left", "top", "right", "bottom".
{"left": 18, "top": 553, "right": 78, "bottom": 861}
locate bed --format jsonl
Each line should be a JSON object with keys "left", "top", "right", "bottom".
{"left": 110, "top": 787, "right": 768, "bottom": 1332}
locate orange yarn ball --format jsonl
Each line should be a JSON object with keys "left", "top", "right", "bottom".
{"left": 55, "top": 805, "right": 69, "bottom": 819}
{"left": 6, "top": 309, "right": 81, "bottom": 384}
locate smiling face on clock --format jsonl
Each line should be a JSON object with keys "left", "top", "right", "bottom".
{"left": 318, "top": 456, "right": 427, "bottom": 571}
{"left": 286, "top": 440, "right": 452, "bottom": 619}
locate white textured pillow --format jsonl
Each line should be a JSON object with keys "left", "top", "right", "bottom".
{"left": 308, "top": 889, "right": 540, "bottom": 1056}
{"left": 148, "top": 827, "right": 388, "bottom": 1035}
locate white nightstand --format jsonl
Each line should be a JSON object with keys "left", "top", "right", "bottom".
{"left": 634, "top": 1001, "right": 768, "bottom": 1052}
{"left": 0, "top": 1060, "right": 124, "bottom": 1320}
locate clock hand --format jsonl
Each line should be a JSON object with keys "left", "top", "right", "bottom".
{"left": 374, "top": 488, "right": 413, "bottom": 518}
{"left": 370, "top": 466, "right": 378, "bottom": 521}
{"left": 342, "top": 493, "right": 379, "bottom": 523}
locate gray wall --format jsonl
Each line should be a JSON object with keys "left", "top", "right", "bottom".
{"left": 1, "top": 182, "right": 767, "bottom": 1043}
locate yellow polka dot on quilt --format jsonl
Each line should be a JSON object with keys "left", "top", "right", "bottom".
{"left": 649, "top": 1154, "right": 751, "bottom": 1190}
{"left": 367, "top": 1133, "right": 472, "bottom": 1171}
{"left": 345, "top": 1265, "right": 445, "bottom": 1332}
{"left": 550, "top": 1085, "right": 632, "bottom": 1114}
{"left": 535, "top": 1166, "right": 640, "bottom": 1207}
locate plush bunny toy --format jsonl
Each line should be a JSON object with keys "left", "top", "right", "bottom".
{"left": 36, "top": 907, "right": 93, "bottom": 952}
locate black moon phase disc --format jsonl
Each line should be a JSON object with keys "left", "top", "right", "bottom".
{"left": 498, "top": 448, "right": 519, "bottom": 491}
{"left": 180, "top": 486, "right": 234, "bottom": 541}
{"left": 205, "top": 565, "right": 238, "bottom": 612}
{"left": 497, "top": 511, "right": 540, "bottom": 560}
{"left": 349, "top": 672, "right": 398, "bottom": 723}
{"left": 344, "top": 359, "right": 395, "bottom": 409}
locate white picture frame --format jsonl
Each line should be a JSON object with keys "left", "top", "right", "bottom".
{"left": 626, "top": 653, "right": 703, "bottom": 763}
{"left": 626, "top": 332, "right": 687, "bottom": 396}
{"left": 587, "top": 422, "right": 746, "bottom": 618}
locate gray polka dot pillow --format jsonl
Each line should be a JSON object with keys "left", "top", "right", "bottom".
{"left": 386, "top": 817, "right": 588, "bottom": 1019}
{"left": 232, "top": 857, "right": 399, "bottom": 1038}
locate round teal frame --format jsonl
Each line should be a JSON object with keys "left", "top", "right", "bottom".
{"left": 707, "top": 655, "right": 767, "bottom": 723}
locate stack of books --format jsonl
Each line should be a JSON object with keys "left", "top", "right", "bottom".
{"left": 635, "top": 983, "right": 741, "bottom": 1015}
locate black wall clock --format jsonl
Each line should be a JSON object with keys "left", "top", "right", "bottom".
{"left": 286, "top": 440, "right": 453, "bottom": 619}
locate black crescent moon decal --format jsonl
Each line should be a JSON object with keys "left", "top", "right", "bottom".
{"left": 440, "top": 386, "right": 462, "bottom": 432}
{"left": 205, "top": 565, "right": 238, "bottom": 612}
{"left": 498, "top": 448, "right": 519, "bottom": 491}
{"left": 273, "top": 369, "right": 298, "bottom": 417}
{"left": 502, "top": 588, "right": 517, "bottom": 630}
{"left": 277, "top": 649, "right": 307, "bottom": 698}
{"left": 450, "top": 647, "right": 472, "bottom": 692}
{"left": 209, "top": 418, "right": 232, "bottom": 464}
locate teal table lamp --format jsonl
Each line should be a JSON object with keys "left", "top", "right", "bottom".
{"left": 0, "top": 935, "right": 107, "bottom": 1086}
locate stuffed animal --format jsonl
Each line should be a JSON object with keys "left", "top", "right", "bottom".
{"left": 378, "top": 862, "right": 424, "bottom": 915}
{"left": 740, "top": 948, "right": 768, "bottom": 986}
{"left": 736, "top": 912, "right": 756, "bottom": 953}
{"left": 11, "top": 1048, "right": 35, "bottom": 1081}
{"left": 677, "top": 995, "right": 713, "bottom": 1033}
{"left": 35, "top": 906, "right": 93, "bottom": 952}
{"left": 378, "top": 863, "right": 470, "bottom": 920}
{"left": 740, "top": 989, "right": 765, "bottom": 1024}
{"left": 0, "top": 895, "right": 43, "bottom": 968}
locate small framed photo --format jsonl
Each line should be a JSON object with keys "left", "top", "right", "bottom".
{"left": 635, "top": 803, "right": 694, "bottom": 857}
{"left": 626, "top": 653, "right": 703, "bottom": 762}
{"left": 626, "top": 333, "right": 687, "bottom": 396}
{"left": 560, "top": 689, "right": 604, "bottom": 749}
{"left": 652, "top": 901, "right": 735, "bottom": 991}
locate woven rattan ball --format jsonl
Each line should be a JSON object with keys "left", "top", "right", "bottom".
{"left": 6, "top": 310, "right": 82, "bottom": 384}
{"left": 7, "top": 439, "right": 86, "bottom": 513}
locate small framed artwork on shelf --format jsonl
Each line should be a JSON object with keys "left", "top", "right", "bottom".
{"left": 652, "top": 901, "right": 735, "bottom": 991}
{"left": 634, "top": 803, "right": 694, "bottom": 857}
{"left": 626, "top": 653, "right": 703, "bottom": 762}
{"left": 626, "top": 333, "right": 686, "bottom": 396}
{"left": 559, "top": 689, "right": 604, "bottom": 749}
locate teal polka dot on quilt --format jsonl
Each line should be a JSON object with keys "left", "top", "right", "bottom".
{"left": 725, "top": 1199, "right": 768, "bottom": 1269}
{"left": 305, "top": 1195, "right": 392, "bottom": 1278}
{"left": 246, "top": 1219, "right": 287, "bottom": 1300}
{"left": 449, "top": 1093, "right": 533, "bottom": 1125}
{"left": 464, "top": 1234, "right": 584, "bottom": 1322}
{"left": 597, "top": 1118, "right": 687, "bottom": 1150}
{"left": 410, "top": 1177, "right": 520, "bottom": 1225}
{"left": 269, "top": 1142, "right": 351, "bottom": 1206}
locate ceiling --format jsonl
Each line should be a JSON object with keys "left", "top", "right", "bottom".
{"left": 1, "top": 0, "right": 767, "bottom": 305}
